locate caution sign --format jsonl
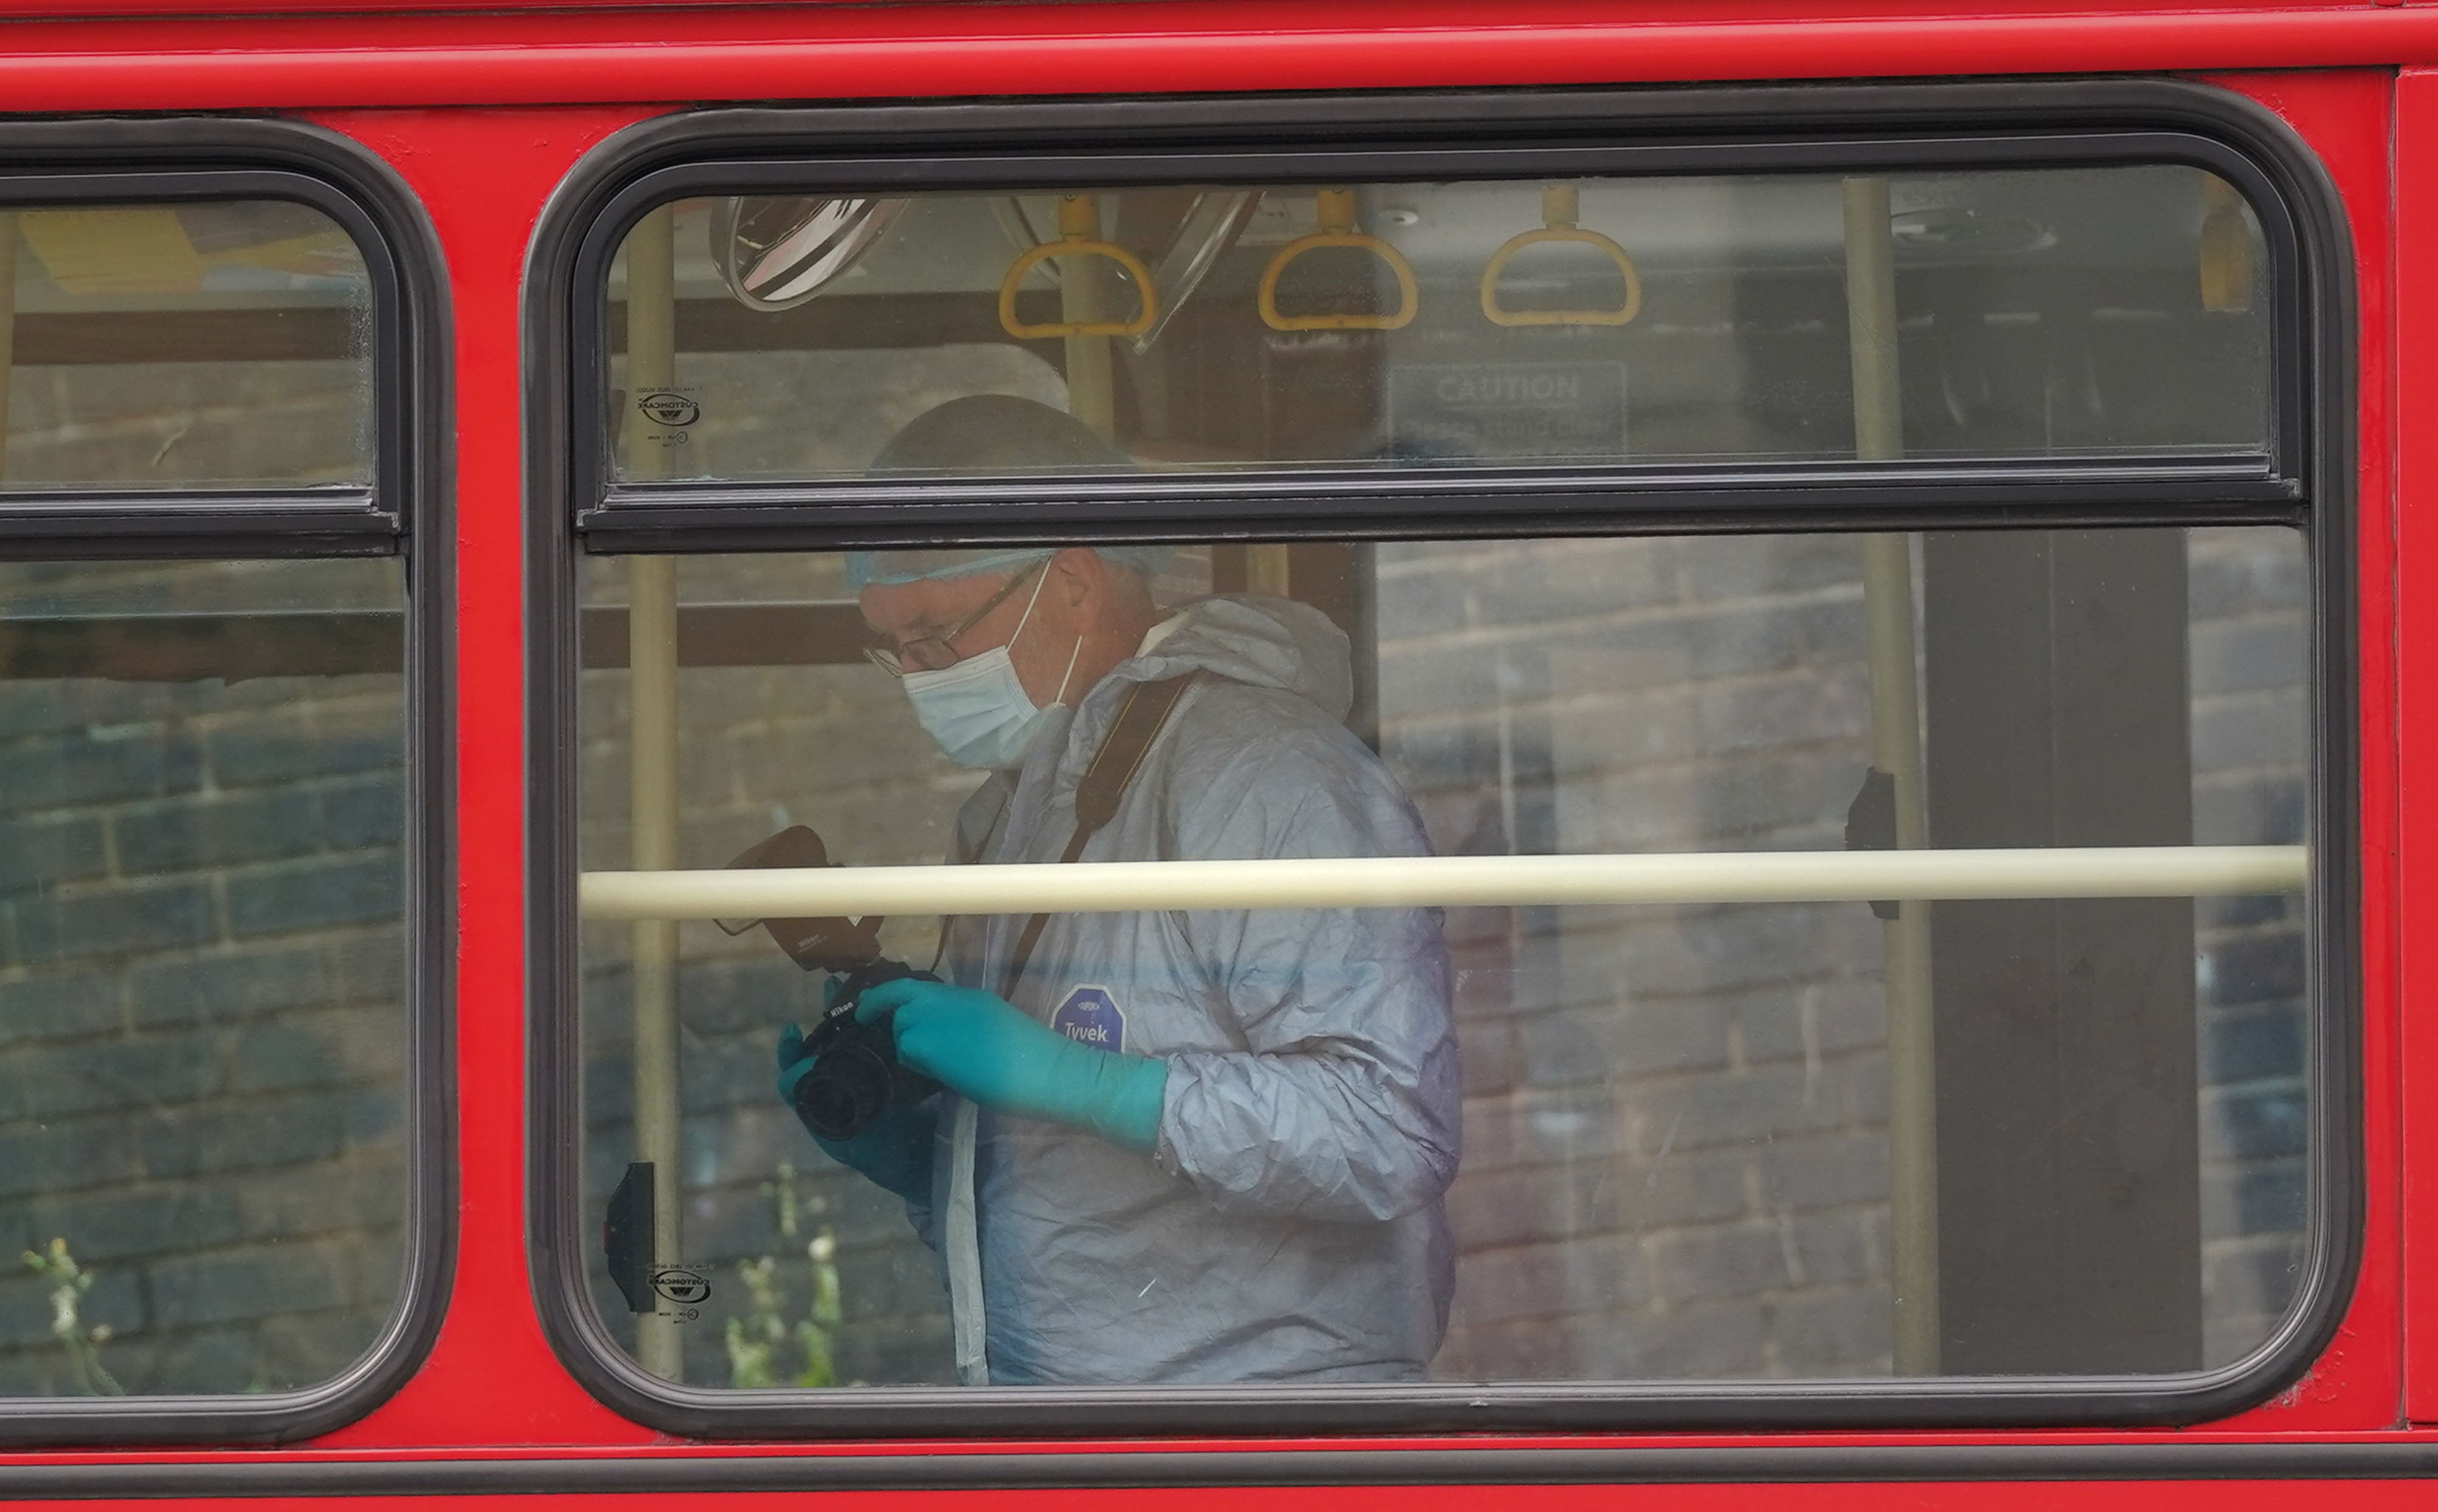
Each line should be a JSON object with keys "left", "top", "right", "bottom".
{"left": 1387, "top": 361, "right": 1627, "bottom": 460}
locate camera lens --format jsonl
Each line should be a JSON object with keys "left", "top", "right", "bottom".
{"left": 793, "top": 1038, "right": 895, "bottom": 1140}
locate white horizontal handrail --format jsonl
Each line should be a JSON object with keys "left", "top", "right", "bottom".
{"left": 577, "top": 844, "right": 2308, "bottom": 920}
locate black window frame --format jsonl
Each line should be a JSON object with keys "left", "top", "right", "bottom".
{"left": 0, "top": 118, "right": 452, "bottom": 1446}
{"left": 527, "top": 79, "right": 2356, "bottom": 1441}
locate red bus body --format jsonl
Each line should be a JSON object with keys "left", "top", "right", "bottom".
{"left": 2, "top": 1, "right": 2436, "bottom": 1504}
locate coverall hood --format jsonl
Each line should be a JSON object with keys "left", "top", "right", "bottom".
{"left": 1126, "top": 594, "right": 1356, "bottom": 720}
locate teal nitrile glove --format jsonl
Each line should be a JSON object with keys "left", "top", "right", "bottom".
{"left": 855, "top": 977, "right": 1168, "bottom": 1154}
{"left": 777, "top": 1021, "right": 936, "bottom": 1204}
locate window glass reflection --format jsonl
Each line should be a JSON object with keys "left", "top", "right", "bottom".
{"left": 0, "top": 558, "right": 408, "bottom": 1396}
{"left": 1, "top": 202, "right": 373, "bottom": 491}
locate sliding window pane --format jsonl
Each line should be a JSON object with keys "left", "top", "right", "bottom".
{"left": 2, "top": 202, "right": 372, "bottom": 491}
{"left": 608, "top": 166, "right": 2272, "bottom": 485}
{"left": 572, "top": 522, "right": 2309, "bottom": 1387}
{"left": 0, "top": 558, "right": 407, "bottom": 1396}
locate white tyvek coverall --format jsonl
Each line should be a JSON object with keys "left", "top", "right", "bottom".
{"left": 914, "top": 593, "right": 1461, "bottom": 1385}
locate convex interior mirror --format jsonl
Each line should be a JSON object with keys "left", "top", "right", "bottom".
{"left": 709, "top": 195, "right": 909, "bottom": 310}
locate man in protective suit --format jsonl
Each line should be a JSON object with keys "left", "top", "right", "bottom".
{"left": 777, "top": 394, "right": 1460, "bottom": 1386}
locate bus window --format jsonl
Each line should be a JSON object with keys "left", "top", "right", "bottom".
{"left": 552, "top": 151, "right": 2322, "bottom": 1416}
{"left": 0, "top": 187, "right": 427, "bottom": 1419}
{"left": 569, "top": 525, "right": 2308, "bottom": 1389}
{"left": 600, "top": 168, "right": 2270, "bottom": 486}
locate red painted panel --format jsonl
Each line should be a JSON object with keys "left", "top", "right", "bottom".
{"left": 0, "top": 28, "right": 2397, "bottom": 1488}
{"left": 2197, "top": 69, "right": 2404, "bottom": 1435}
{"left": 15, "top": 1481, "right": 2438, "bottom": 1511}
{"left": 0, "top": 0, "right": 2381, "bottom": 16}
{"left": 2395, "top": 67, "right": 2438, "bottom": 1427}
{"left": 0, "top": 4, "right": 2420, "bottom": 112}
{"left": 294, "top": 68, "right": 2412, "bottom": 1458}
{"left": 297, "top": 105, "right": 661, "bottom": 1452}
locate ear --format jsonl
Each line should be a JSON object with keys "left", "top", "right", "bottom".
{"left": 1043, "top": 547, "right": 1107, "bottom": 628}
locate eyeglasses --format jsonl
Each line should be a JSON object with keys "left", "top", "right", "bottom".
{"left": 862, "top": 559, "right": 1045, "bottom": 676}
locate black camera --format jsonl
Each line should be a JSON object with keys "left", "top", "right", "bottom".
{"left": 720, "top": 826, "right": 941, "bottom": 1140}
{"left": 788, "top": 958, "right": 941, "bottom": 1140}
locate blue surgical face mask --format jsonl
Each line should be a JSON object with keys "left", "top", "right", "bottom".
{"left": 900, "top": 567, "right": 1082, "bottom": 769}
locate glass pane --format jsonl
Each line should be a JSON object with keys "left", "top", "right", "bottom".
{"left": 2, "top": 202, "right": 374, "bottom": 490}
{"left": 572, "top": 522, "right": 2310, "bottom": 1388}
{"left": 0, "top": 558, "right": 408, "bottom": 1396}
{"left": 606, "top": 167, "right": 2272, "bottom": 485}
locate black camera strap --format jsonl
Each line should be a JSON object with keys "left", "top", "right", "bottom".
{"left": 998, "top": 672, "right": 1196, "bottom": 999}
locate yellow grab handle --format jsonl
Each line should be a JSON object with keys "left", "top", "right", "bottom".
{"left": 998, "top": 194, "right": 1160, "bottom": 340}
{"left": 1257, "top": 187, "right": 1420, "bottom": 332}
{"left": 1480, "top": 183, "right": 1643, "bottom": 328}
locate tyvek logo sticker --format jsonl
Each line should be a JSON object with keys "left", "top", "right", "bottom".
{"left": 1051, "top": 985, "right": 1126, "bottom": 1054}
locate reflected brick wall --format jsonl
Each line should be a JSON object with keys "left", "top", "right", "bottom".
{"left": 0, "top": 348, "right": 403, "bottom": 1398}
{"left": 1382, "top": 536, "right": 1897, "bottom": 1379}
{"left": 1384, "top": 530, "right": 2307, "bottom": 1379}
{"left": 0, "top": 593, "right": 405, "bottom": 1394}
{"left": 2187, "top": 531, "right": 2312, "bottom": 1365}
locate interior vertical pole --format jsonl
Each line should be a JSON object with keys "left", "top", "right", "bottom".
{"left": 1245, "top": 545, "right": 1293, "bottom": 597}
{"left": 1059, "top": 194, "right": 1117, "bottom": 441}
{"left": 0, "top": 215, "right": 20, "bottom": 483}
{"left": 1843, "top": 176, "right": 1939, "bottom": 1375}
{"left": 622, "top": 205, "right": 684, "bottom": 1381}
